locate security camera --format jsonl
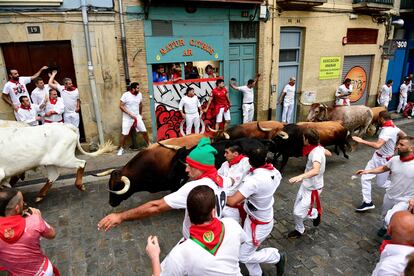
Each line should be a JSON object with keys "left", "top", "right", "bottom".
{"left": 391, "top": 19, "right": 404, "bottom": 27}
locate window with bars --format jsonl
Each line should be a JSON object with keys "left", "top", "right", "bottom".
{"left": 230, "top": 22, "right": 258, "bottom": 40}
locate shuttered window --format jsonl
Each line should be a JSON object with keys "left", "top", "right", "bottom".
{"left": 346, "top": 28, "right": 378, "bottom": 44}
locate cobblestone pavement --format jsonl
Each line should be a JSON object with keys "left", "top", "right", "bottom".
{"left": 19, "top": 121, "right": 414, "bottom": 276}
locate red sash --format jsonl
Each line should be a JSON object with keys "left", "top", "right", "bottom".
{"left": 189, "top": 218, "right": 225, "bottom": 256}
{"left": 307, "top": 190, "right": 322, "bottom": 217}
{"left": 249, "top": 215, "right": 270, "bottom": 247}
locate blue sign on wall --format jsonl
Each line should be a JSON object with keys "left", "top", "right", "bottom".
{"left": 145, "top": 36, "right": 225, "bottom": 64}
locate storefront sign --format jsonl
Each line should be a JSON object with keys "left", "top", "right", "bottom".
{"left": 159, "top": 39, "right": 215, "bottom": 57}
{"left": 344, "top": 66, "right": 367, "bottom": 103}
{"left": 319, "top": 57, "right": 341, "bottom": 80}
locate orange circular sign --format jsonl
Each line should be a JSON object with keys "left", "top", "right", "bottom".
{"left": 344, "top": 66, "right": 367, "bottom": 103}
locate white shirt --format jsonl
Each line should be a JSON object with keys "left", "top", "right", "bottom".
{"left": 203, "top": 73, "right": 216, "bottom": 78}
{"left": 302, "top": 146, "right": 326, "bottom": 190}
{"left": 218, "top": 157, "right": 251, "bottom": 196}
{"left": 283, "top": 84, "right": 295, "bottom": 105}
{"left": 160, "top": 218, "right": 245, "bottom": 276}
{"left": 377, "top": 126, "right": 401, "bottom": 157}
{"left": 372, "top": 244, "right": 414, "bottom": 276}
{"left": 178, "top": 95, "right": 201, "bottom": 114}
{"left": 236, "top": 85, "right": 254, "bottom": 104}
{"left": 386, "top": 156, "right": 414, "bottom": 201}
{"left": 57, "top": 84, "right": 79, "bottom": 113}
{"left": 400, "top": 83, "right": 409, "bottom": 98}
{"left": 379, "top": 84, "right": 392, "bottom": 103}
{"left": 44, "top": 97, "right": 65, "bottom": 122}
{"left": 16, "top": 104, "right": 41, "bottom": 126}
{"left": 335, "top": 84, "right": 353, "bottom": 98}
{"left": 2, "top": 77, "right": 31, "bottom": 107}
{"left": 120, "top": 91, "right": 142, "bottom": 119}
{"left": 31, "top": 85, "right": 49, "bottom": 105}
{"left": 164, "top": 177, "right": 232, "bottom": 239}
{"left": 238, "top": 167, "right": 281, "bottom": 222}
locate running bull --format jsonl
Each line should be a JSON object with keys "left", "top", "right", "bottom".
{"left": 0, "top": 123, "right": 115, "bottom": 202}
{"left": 209, "top": 121, "right": 287, "bottom": 140}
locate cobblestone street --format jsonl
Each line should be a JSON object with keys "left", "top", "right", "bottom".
{"left": 20, "top": 121, "right": 414, "bottom": 276}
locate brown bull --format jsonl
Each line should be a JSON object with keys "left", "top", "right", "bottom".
{"left": 307, "top": 103, "right": 373, "bottom": 137}
{"left": 94, "top": 134, "right": 205, "bottom": 207}
{"left": 297, "top": 121, "right": 349, "bottom": 158}
{"left": 209, "top": 121, "right": 287, "bottom": 140}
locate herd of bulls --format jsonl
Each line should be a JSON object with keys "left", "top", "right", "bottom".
{"left": 96, "top": 105, "right": 386, "bottom": 208}
{"left": 0, "top": 104, "right": 386, "bottom": 205}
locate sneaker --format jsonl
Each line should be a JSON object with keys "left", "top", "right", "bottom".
{"left": 408, "top": 116, "right": 412, "bottom": 119}
{"left": 355, "top": 201, "right": 375, "bottom": 212}
{"left": 377, "top": 227, "right": 387, "bottom": 237}
{"left": 117, "top": 147, "right": 124, "bottom": 156}
{"left": 287, "top": 230, "right": 303, "bottom": 239}
{"left": 276, "top": 251, "right": 287, "bottom": 276}
{"left": 313, "top": 214, "right": 321, "bottom": 227}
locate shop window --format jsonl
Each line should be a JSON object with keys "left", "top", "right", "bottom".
{"left": 279, "top": 49, "right": 298, "bottom": 62}
{"left": 230, "top": 22, "right": 257, "bottom": 40}
{"left": 152, "top": 20, "right": 173, "bottom": 37}
{"left": 186, "top": 61, "right": 220, "bottom": 79}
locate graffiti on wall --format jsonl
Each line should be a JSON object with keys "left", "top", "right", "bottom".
{"left": 153, "top": 78, "right": 220, "bottom": 140}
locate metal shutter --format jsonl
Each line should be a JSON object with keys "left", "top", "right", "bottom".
{"left": 342, "top": 55, "right": 373, "bottom": 105}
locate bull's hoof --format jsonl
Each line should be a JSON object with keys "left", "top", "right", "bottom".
{"left": 344, "top": 154, "right": 349, "bottom": 159}
{"left": 75, "top": 184, "right": 86, "bottom": 192}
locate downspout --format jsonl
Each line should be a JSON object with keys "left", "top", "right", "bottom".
{"left": 268, "top": 0, "right": 276, "bottom": 120}
{"left": 81, "top": 0, "right": 105, "bottom": 145}
{"left": 118, "top": 0, "right": 131, "bottom": 86}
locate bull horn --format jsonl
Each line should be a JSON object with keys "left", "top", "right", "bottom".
{"left": 321, "top": 103, "right": 327, "bottom": 109}
{"left": 207, "top": 125, "right": 218, "bottom": 133}
{"left": 108, "top": 176, "right": 130, "bottom": 195}
{"left": 277, "top": 131, "right": 289, "bottom": 139}
{"left": 93, "top": 169, "right": 115, "bottom": 177}
{"left": 223, "top": 132, "right": 230, "bottom": 140}
{"left": 157, "top": 141, "right": 181, "bottom": 151}
{"left": 257, "top": 121, "right": 272, "bottom": 132}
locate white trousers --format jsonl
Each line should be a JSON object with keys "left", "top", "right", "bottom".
{"left": 397, "top": 95, "right": 407, "bottom": 113}
{"left": 242, "top": 103, "right": 254, "bottom": 123}
{"left": 239, "top": 216, "right": 280, "bottom": 276}
{"left": 63, "top": 112, "right": 80, "bottom": 128}
{"left": 185, "top": 113, "right": 200, "bottom": 135}
{"left": 293, "top": 185, "right": 321, "bottom": 234}
{"left": 335, "top": 98, "right": 351, "bottom": 106}
{"left": 384, "top": 201, "right": 409, "bottom": 226}
{"left": 282, "top": 103, "right": 294, "bottom": 123}
{"left": 379, "top": 99, "right": 390, "bottom": 109}
{"left": 361, "top": 153, "right": 391, "bottom": 203}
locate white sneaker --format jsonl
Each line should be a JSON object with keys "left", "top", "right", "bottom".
{"left": 117, "top": 147, "right": 124, "bottom": 156}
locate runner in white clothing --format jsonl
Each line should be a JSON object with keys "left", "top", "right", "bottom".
{"left": 218, "top": 143, "right": 251, "bottom": 222}
{"left": 31, "top": 77, "right": 49, "bottom": 106}
{"left": 48, "top": 70, "right": 80, "bottom": 127}
{"left": 372, "top": 211, "right": 414, "bottom": 276}
{"left": 353, "top": 111, "right": 406, "bottom": 212}
{"left": 116, "top": 82, "right": 149, "bottom": 155}
{"left": 179, "top": 87, "right": 202, "bottom": 135}
{"left": 288, "top": 128, "right": 326, "bottom": 238}
{"left": 15, "top": 95, "right": 45, "bottom": 126}
{"left": 377, "top": 80, "right": 393, "bottom": 109}
{"left": 357, "top": 136, "right": 414, "bottom": 232}
{"left": 98, "top": 138, "right": 231, "bottom": 240}
{"left": 278, "top": 77, "right": 296, "bottom": 123}
{"left": 43, "top": 88, "right": 65, "bottom": 123}
{"left": 2, "top": 66, "right": 48, "bottom": 118}
{"left": 145, "top": 186, "right": 246, "bottom": 276}
{"left": 230, "top": 74, "right": 260, "bottom": 123}
{"left": 335, "top": 78, "right": 353, "bottom": 106}
{"left": 227, "top": 144, "right": 287, "bottom": 276}
{"left": 397, "top": 77, "right": 410, "bottom": 113}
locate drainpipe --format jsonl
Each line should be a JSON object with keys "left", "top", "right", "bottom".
{"left": 118, "top": 0, "right": 131, "bottom": 86}
{"left": 81, "top": 0, "right": 105, "bottom": 145}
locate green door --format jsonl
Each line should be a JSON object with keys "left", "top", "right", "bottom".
{"left": 229, "top": 43, "right": 256, "bottom": 126}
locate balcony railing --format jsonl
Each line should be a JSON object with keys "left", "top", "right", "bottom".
{"left": 276, "top": 0, "right": 327, "bottom": 9}
{"left": 352, "top": 0, "right": 394, "bottom": 12}
{"left": 400, "top": 0, "right": 414, "bottom": 10}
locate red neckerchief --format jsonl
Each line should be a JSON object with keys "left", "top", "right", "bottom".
{"left": 189, "top": 218, "right": 225, "bottom": 255}
{"left": 382, "top": 120, "right": 395, "bottom": 128}
{"left": 249, "top": 163, "right": 274, "bottom": 173}
{"left": 303, "top": 144, "right": 321, "bottom": 156}
{"left": 379, "top": 240, "right": 414, "bottom": 254}
{"left": 197, "top": 168, "right": 223, "bottom": 187}
{"left": 20, "top": 104, "right": 31, "bottom": 110}
{"left": 0, "top": 215, "right": 26, "bottom": 244}
{"left": 400, "top": 153, "right": 414, "bottom": 162}
{"left": 9, "top": 79, "right": 20, "bottom": 84}
{"left": 65, "top": 86, "right": 77, "bottom": 92}
{"left": 49, "top": 98, "right": 57, "bottom": 105}
{"left": 229, "top": 154, "right": 246, "bottom": 167}
{"left": 345, "top": 83, "right": 350, "bottom": 89}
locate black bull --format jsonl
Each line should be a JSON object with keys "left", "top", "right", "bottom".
{"left": 96, "top": 138, "right": 273, "bottom": 207}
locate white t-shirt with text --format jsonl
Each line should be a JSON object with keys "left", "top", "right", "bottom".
{"left": 2, "top": 77, "right": 31, "bottom": 107}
